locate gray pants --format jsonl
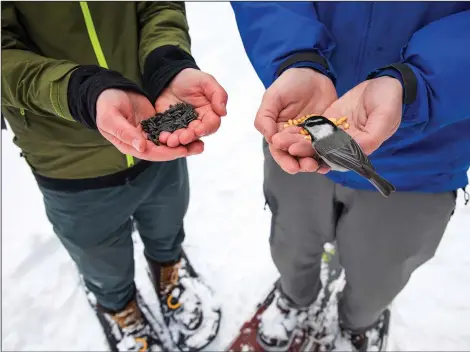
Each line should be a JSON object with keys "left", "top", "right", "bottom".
{"left": 262, "top": 142, "right": 457, "bottom": 332}
{"left": 39, "top": 159, "right": 189, "bottom": 312}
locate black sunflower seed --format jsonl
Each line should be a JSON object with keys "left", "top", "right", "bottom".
{"left": 140, "top": 103, "right": 198, "bottom": 145}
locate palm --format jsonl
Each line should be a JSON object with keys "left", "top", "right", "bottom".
{"left": 321, "top": 81, "right": 369, "bottom": 141}
{"left": 154, "top": 68, "right": 227, "bottom": 147}
{"left": 124, "top": 93, "right": 156, "bottom": 127}
{"left": 95, "top": 89, "right": 204, "bottom": 162}
{"left": 322, "top": 77, "right": 402, "bottom": 155}
{"left": 97, "top": 90, "right": 155, "bottom": 135}
{"left": 155, "top": 85, "right": 213, "bottom": 134}
{"left": 268, "top": 68, "right": 338, "bottom": 160}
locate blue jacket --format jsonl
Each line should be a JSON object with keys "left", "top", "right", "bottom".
{"left": 231, "top": 2, "right": 470, "bottom": 193}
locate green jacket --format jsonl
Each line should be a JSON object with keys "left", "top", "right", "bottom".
{"left": 1, "top": 1, "right": 192, "bottom": 180}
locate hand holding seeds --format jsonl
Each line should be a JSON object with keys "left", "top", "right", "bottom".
{"left": 321, "top": 76, "right": 403, "bottom": 155}
{"left": 153, "top": 68, "right": 228, "bottom": 148}
{"left": 256, "top": 68, "right": 337, "bottom": 174}
{"left": 96, "top": 89, "right": 204, "bottom": 161}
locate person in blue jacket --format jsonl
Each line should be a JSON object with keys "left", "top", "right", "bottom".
{"left": 231, "top": 2, "right": 470, "bottom": 350}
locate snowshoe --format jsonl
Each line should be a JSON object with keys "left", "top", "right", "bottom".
{"left": 227, "top": 244, "right": 344, "bottom": 352}
{"left": 256, "top": 287, "right": 309, "bottom": 352}
{"left": 146, "top": 250, "right": 221, "bottom": 351}
{"left": 80, "top": 278, "right": 168, "bottom": 352}
{"left": 335, "top": 308, "right": 391, "bottom": 352}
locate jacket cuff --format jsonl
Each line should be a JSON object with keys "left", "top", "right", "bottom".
{"left": 275, "top": 51, "right": 336, "bottom": 85}
{"left": 49, "top": 64, "right": 81, "bottom": 122}
{"left": 367, "top": 63, "right": 418, "bottom": 105}
{"left": 67, "top": 66, "right": 149, "bottom": 129}
{"left": 142, "top": 45, "right": 200, "bottom": 104}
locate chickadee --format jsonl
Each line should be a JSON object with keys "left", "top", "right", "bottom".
{"left": 299, "top": 115, "right": 395, "bottom": 197}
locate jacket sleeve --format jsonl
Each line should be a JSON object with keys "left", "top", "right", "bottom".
{"left": 231, "top": 1, "right": 336, "bottom": 88}
{"left": 368, "top": 10, "right": 470, "bottom": 133}
{"left": 1, "top": 2, "right": 79, "bottom": 121}
{"left": 137, "top": 1, "right": 199, "bottom": 103}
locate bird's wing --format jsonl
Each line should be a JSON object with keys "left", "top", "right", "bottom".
{"left": 314, "top": 131, "right": 374, "bottom": 173}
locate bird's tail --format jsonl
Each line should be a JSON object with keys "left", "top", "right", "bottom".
{"left": 363, "top": 165, "right": 396, "bottom": 197}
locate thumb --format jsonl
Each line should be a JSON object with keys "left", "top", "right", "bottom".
{"left": 98, "top": 112, "right": 147, "bottom": 153}
{"left": 201, "top": 74, "right": 228, "bottom": 116}
{"left": 254, "top": 91, "right": 279, "bottom": 143}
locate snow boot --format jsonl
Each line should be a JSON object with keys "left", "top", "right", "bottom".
{"left": 96, "top": 292, "right": 162, "bottom": 352}
{"left": 339, "top": 308, "right": 391, "bottom": 352}
{"left": 256, "top": 288, "right": 308, "bottom": 351}
{"left": 146, "top": 250, "right": 220, "bottom": 351}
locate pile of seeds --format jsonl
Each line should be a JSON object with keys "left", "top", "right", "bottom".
{"left": 141, "top": 103, "right": 198, "bottom": 145}
{"left": 283, "top": 114, "right": 349, "bottom": 140}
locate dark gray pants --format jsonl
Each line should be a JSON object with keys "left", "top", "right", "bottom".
{"left": 262, "top": 142, "right": 457, "bottom": 332}
{"left": 39, "top": 159, "right": 189, "bottom": 311}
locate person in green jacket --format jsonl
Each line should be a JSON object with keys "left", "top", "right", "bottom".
{"left": 1, "top": 2, "right": 227, "bottom": 350}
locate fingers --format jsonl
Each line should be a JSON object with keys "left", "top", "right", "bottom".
{"left": 98, "top": 111, "right": 147, "bottom": 153}
{"left": 185, "top": 140, "right": 205, "bottom": 155}
{"left": 195, "top": 108, "right": 221, "bottom": 137}
{"left": 299, "top": 157, "right": 322, "bottom": 173}
{"left": 255, "top": 91, "right": 280, "bottom": 143}
{"left": 269, "top": 144, "right": 300, "bottom": 174}
{"left": 201, "top": 74, "right": 228, "bottom": 117}
{"left": 288, "top": 140, "right": 315, "bottom": 158}
{"left": 166, "top": 130, "right": 184, "bottom": 148}
{"left": 158, "top": 131, "right": 171, "bottom": 144}
{"left": 160, "top": 120, "right": 202, "bottom": 147}
{"left": 272, "top": 131, "right": 303, "bottom": 151}
{"left": 100, "top": 129, "right": 203, "bottom": 162}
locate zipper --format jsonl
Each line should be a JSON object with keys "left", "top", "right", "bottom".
{"left": 355, "top": 2, "right": 375, "bottom": 83}
{"left": 79, "top": 1, "right": 135, "bottom": 169}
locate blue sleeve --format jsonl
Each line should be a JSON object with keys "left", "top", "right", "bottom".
{"left": 369, "top": 10, "right": 470, "bottom": 133}
{"left": 230, "top": 2, "right": 336, "bottom": 88}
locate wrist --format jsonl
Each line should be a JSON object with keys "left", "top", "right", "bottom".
{"left": 142, "top": 45, "right": 199, "bottom": 104}
{"left": 68, "top": 66, "right": 148, "bottom": 129}
{"left": 276, "top": 50, "right": 336, "bottom": 85}
{"left": 367, "top": 63, "right": 417, "bottom": 106}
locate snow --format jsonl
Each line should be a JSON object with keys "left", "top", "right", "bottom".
{"left": 258, "top": 290, "right": 306, "bottom": 343}
{"left": 1, "top": 2, "right": 470, "bottom": 351}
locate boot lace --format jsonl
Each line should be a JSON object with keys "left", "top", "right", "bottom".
{"left": 160, "top": 260, "right": 182, "bottom": 310}
{"left": 111, "top": 300, "right": 148, "bottom": 351}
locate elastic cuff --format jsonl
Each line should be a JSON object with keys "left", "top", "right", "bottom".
{"left": 48, "top": 63, "right": 80, "bottom": 121}
{"left": 142, "top": 45, "right": 200, "bottom": 104}
{"left": 367, "top": 63, "right": 417, "bottom": 105}
{"left": 276, "top": 51, "right": 336, "bottom": 84}
{"left": 67, "top": 65, "right": 148, "bottom": 129}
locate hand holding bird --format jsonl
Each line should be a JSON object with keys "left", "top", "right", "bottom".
{"left": 276, "top": 76, "right": 404, "bottom": 170}
{"left": 254, "top": 67, "right": 338, "bottom": 174}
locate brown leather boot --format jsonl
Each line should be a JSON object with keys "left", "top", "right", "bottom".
{"left": 145, "top": 251, "right": 221, "bottom": 351}
{"left": 97, "top": 293, "right": 161, "bottom": 352}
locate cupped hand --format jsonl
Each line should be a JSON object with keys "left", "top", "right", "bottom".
{"left": 96, "top": 89, "right": 204, "bottom": 162}
{"left": 321, "top": 76, "right": 403, "bottom": 155}
{"left": 154, "top": 68, "right": 228, "bottom": 147}
{"left": 256, "top": 67, "right": 337, "bottom": 174}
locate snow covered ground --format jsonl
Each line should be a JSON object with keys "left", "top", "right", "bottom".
{"left": 2, "top": 2, "right": 470, "bottom": 351}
